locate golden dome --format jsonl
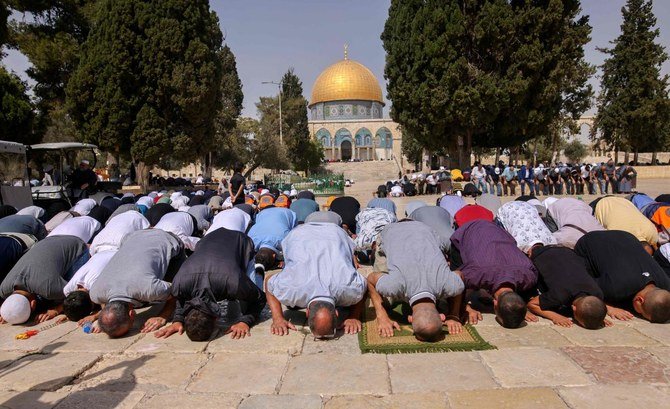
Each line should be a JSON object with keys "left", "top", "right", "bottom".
{"left": 310, "top": 57, "right": 384, "bottom": 107}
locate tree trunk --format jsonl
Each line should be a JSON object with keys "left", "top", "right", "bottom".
{"left": 633, "top": 149, "right": 638, "bottom": 165}
{"left": 624, "top": 150, "right": 629, "bottom": 164}
{"left": 651, "top": 151, "right": 657, "bottom": 166}
{"left": 244, "top": 163, "right": 260, "bottom": 179}
{"left": 614, "top": 145, "right": 619, "bottom": 165}
{"left": 134, "top": 160, "right": 150, "bottom": 192}
{"left": 463, "top": 131, "right": 472, "bottom": 169}
{"left": 457, "top": 135, "right": 465, "bottom": 170}
{"left": 494, "top": 147, "right": 501, "bottom": 166}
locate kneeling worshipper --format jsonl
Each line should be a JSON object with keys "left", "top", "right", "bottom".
{"left": 154, "top": 211, "right": 200, "bottom": 251}
{"left": 453, "top": 204, "right": 493, "bottom": 228}
{"left": 153, "top": 227, "right": 266, "bottom": 342}
{"left": 61, "top": 212, "right": 151, "bottom": 323}
{"left": 328, "top": 196, "right": 361, "bottom": 233}
{"left": 367, "top": 221, "right": 465, "bottom": 341}
{"left": 496, "top": 201, "right": 556, "bottom": 254}
{"left": 304, "top": 211, "right": 342, "bottom": 225}
{"left": 0, "top": 235, "right": 88, "bottom": 324}
{"left": 0, "top": 233, "right": 37, "bottom": 283}
{"left": 47, "top": 215, "right": 100, "bottom": 243}
{"left": 248, "top": 206, "right": 297, "bottom": 272}
{"left": 107, "top": 203, "right": 141, "bottom": 223}
{"left": 354, "top": 207, "right": 397, "bottom": 263}
{"left": 366, "top": 197, "right": 397, "bottom": 217}
{"left": 205, "top": 207, "right": 251, "bottom": 235}
{"left": 409, "top": 206, "right": 454, "bottom": 251}
{"left": 290, "top": 197, "right": 320, "bottom": 224}
{"left": 89, "top": 229, "right": 186, "bottom": 337}
{"left": 476, "top": 193, "right": 502, "bottom": 215}
{"left": 44, "top": 210, "right": 78, "bottom": 233}
{"left": 547, "top": 198, "right": 605, "bottom": 249}
{"left": 266, "top": 222, "right": 367, "bottom": 339}
{"left": 144, "top": 202, "right": 176, "bottom": 226}
{"left": 526, "top": 245, "right": 609, "bottom": 329}
{"left": 187, "top": 205, "right": 214, "bottom": 232}
{"left": 574, "top": 230, "right": 670, "bottom": 323}
{"left": 439, "top": 195, "right": 466, "bottom": 220}
{"left": 404, "top": 200, "right": 427, "bottom": 217}
{"left": 593, "top": 196, "right": 658, "bottom": 246}
{"left": 0, "top": 214, "right": 47, "bottom": 240}
{"left": 450, "top": 220, "right": 539, "bottom": 328}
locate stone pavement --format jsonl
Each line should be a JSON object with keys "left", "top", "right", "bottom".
{"left": 0, "top": 290, "right": 669, "bottom": 408}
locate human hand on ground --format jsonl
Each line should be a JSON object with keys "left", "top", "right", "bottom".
{"left": 226, "top": 322, "right": 250, "bottom": 339}
{"left": 270, "top": 318, "right": 295, "bottom": 336}
{"left": 604, "top": 318, "right": 614, "bottom": 327}
{"left": 525, "top": 311, "right": 539, "bottom": 322}
{"left": 551, "top": 316, "right": 572, "bottom": 327}
{"left": 444, "top": 319, "right": 463, "bottom": 334}
{"left": 465, "top": 305, "right": 483, "bottom": 325}
{"left": 141, "top": 317, "right": 167, "bottom": 333}
{"left": 154, "top": 322, "right": 183, "bottom": 338}
{"left": 35, "top": 309, "right": 58, "bottom": 323}
{"left": 607, "top": 306, "right": 633, "bottom": 321}
{"left": 341, "top": 318, "right": 362, "bottom": 334}
{"left": 376, "top": 316, "right": 400, "bottom": 337}
{"left": 77, "top": 314, "right": 97, "bottom": 327}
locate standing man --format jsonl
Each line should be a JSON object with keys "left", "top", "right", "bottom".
{"left": 228, "top": 163, "right": 246, "bottom": 206}
{"left": 153, "top": 228, "right": 266, "bottom": 341}
{"left": 266, "top": 222, "right": 367, "bottom": 339}
{"left": 575, "top": 230, "right": 670, "bottom": 323}
{"left": 367, "top": 221, "right": 465, "bottom": 340}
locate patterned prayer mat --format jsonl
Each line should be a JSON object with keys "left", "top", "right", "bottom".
{"left": 358, "top": 301, "right": 496, "bottom": 354}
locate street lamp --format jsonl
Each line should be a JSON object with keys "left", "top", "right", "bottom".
{"left": 262, "top": 80, "right": 283, "bottom": 145}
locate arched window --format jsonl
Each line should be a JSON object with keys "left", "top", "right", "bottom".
{"left": 315, "top": 128, "right": 331, "bottom": 147}
{"left": 355, "top": 128, "right": 372, "bottom": 146}
{"left": 376, "top": 127, "right": 393, "bottom": 148}
{"left": 335, "top": 128, "right": 353, "bottom": 146}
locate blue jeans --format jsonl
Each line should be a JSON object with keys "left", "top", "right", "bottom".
{"left": 520, "top": 180, "right": 534, "bottom": 195}
{"left": 598, "top": 179, "right": 608, "bottom": 194}
{"left": 65, "top": 252, "right": 90, "bottom": 281}
{"left": 474, "top": 179, "right": 488, "bottom": 194}
{"left": 489, "top": 181, "right": 502, "bottom": 196}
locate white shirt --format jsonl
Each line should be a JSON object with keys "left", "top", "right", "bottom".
{"left": 71, "top": 199, "right": 97, "bottom": 216}
{"left": 63, "top": 250, "right": 117, "bottom": 295}
{"left": 471, "top": 167, "right": 487, "bottom": 181}
{"left": 90, "top": 211, "right": 150, "bottom": 255}
{"left": 205, "top": 208, "right": 251, "bottom": 235}
{"left": 390, "top": 185, "right": 403, "bottom": 195}
{"left": 48, "top": 216, "right": 100, "bottom": 243}
{"left": 155, "top": 212, "right": 200, "bottom": 250}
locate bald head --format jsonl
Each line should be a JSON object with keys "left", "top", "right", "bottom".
{"left": 411, "top": 302, "right": 443, "bottom": 342}
{"left": 644, "top": 289, "right": 670, "bottom": 323}
{"left": 308, "top": 301, "right": 336, "bottom": 338}
{"left": 98, "top": 301, "right": 134, "bottom": 338}
{"left": 573, "top": 296, "right": 607, "bottom": 329}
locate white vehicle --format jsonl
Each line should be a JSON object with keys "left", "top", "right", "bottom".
{"left": 0, "top": 140, "right": 32, "bottom": 209}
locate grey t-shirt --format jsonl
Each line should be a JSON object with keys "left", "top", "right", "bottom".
{"left": 0, "top": 235, "right": 87, "bottom": 301}
{"left": 409, "top": 206, "right": 454, "bottom": 251}
{"left": 0, "top": 215, "right": 47, "bottom": 240}
{"left": 375, "top": 221, "right": 464, "bottom": 305}
{"left": 90, "top": 229, "right": 183, "bottom": 306}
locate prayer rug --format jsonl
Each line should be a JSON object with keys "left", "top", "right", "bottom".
{"left": 358, "top": 301, "right": 496, "bottom": 354}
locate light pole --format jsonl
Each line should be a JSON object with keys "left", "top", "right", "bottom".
{"left": 262, "top": 80, "right": 283, "bottom": 145}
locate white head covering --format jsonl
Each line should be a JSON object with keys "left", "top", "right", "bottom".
{"left": 71, "top": 199, "right": 97, "bottom": 216}
{"left": 195, "top": 190, "right": 205, "bottom": 196}
{"left": 290, "top": 189, "right": 298, "bottom": 197}
{"left": 136, "top": 196, "right": 154, "bottom": 209}
{"left": 17, "top": 206, "right": 45, "bottom": 219}
{"left": 90, "top": 211, "right": 150, "bottom": 255}
{"left": 155, "top": 212, "right": 200, "bottom": 250}
{"left": 48, "top": 215, "right": 101, "bottom": 243}
{"left": 0, "top": 294, "right": 31, "bottom": 324}
{"left": 170, "top": 192, "right": 183, "bottom": 201}
{"left": 206, "top": 207, "right": 251, "bottom": 235}
{"left": 171, "top": 196, "right": 189, "bottom": 209}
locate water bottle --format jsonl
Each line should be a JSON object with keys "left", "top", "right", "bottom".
{"left": 82, "top": 322, "right": 93, "bottom": 334}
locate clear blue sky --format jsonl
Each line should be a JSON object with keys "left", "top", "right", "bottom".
{"left": 3, "top": 0, "right": 670, "bottom": 118}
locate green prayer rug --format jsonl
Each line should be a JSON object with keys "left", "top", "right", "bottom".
{"left": 358, "top": 301, "right": 496, "bottom": 354}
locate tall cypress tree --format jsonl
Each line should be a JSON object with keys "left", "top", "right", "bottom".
{"left": 67, "top": 0, "right": 224, "bottom": 184}
{"left": 281, "top": 68, "right": 322, "bottom": 172}
{"left": 595, "top": 0, "right": 670, "bottom": 159}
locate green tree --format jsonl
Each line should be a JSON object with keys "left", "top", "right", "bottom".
{"left": 8, "top": 1, "right": 96, "bottom": 138}
{"left": 1, "top": 0, "right": 9, "bottom": 48}
{"left": 281, "top": 68, "right": 322, "bottom": 172}
{"left": 563, "top": 139, "right": 588, "bottom": 163}
{"left": 0, "top": 66, "right": 34, "bottom": 141}
{"left": 67, "top": 0, "right": 224, "bottom": 185}
{"left": 594, "top": 0, "right": 670, "bottom": 161}
{"left": 382, "top": 0, "right": 592, "bottom": 168}
{"left": 255, "top": 96, "right": 291, "bottom": 173}
{"left": 401, "top": 132, "right": 424, "bottom": 168}
{"left": 210, "top": 44, "right": 243, "bottom": 176}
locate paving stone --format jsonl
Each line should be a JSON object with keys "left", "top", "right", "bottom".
{"left": 302, "top": 332, "right": 361, "bottom": 355}
{"left": 41, "top": 330, "right": 143, "bottom": 354}
{"left": 126, "top": 330, "right": 206, "bottom": 354}
{"left": 0, "top": 352, "right": 26, "bottom": 370}
{"left": 187, "top": 353, "right": 287, "bottom": 394}
{"left": 626, "top": 321, "right": 670, "bottom": 346}
{"left": 479, "top": 348, "right": 593, "bottom": 387}
{"left": 558, "top": 384, "right": 669, "bottom": 409}
{"left": 0, "top": 321, "right": 77, "bottom": 353}
{"left": 648, "top": 346, "right": 670, "bottom": 366}
{"left": 206, "top": 321, "right": 305, "bottom": 355}
{"left": 73, "top": 353, "right": 207, "bottom": 392}
{"left": 137, "top": 393, "right": 244, "bottom": 409}
{"left": 239, "top": 394, "right": 323, "bottom": 409}
{"left": 0, "top": 352, "right": 100, "bottom": 392}
{"left": 0, "top": 391, "right": 68, "bottom": 409}
{"left": 388, "top": 352, "right": 497, "bottom": 392}
{"left": 325, "top": 393, "right": 448, "bottom": 409}
{"left": 563, "top": 346, "right": 670, "bottom": 384}
{"left": 553, "top": 324, "right": 660, "bottom": 347}
{"left": 53, "top": 391, "right": 145, "bottom": 409}
{"left": 476, "top": 325, "right": 572, "bottom": 348}
{"left": 280, "top": 354, "right": 389, "bottom": 395}
{"left": 447, "top": 387, "right": 568, "bottom": 409}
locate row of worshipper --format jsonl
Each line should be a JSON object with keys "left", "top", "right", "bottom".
{"left": 0, "top": 190, "right": 668, "bottom": 344}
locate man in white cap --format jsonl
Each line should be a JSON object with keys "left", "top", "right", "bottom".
{"left": 0, "top": 235, "right": 88, "bottom": 324}
{"left": 71, "top": 159, "right": 97, "bottom": 197}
